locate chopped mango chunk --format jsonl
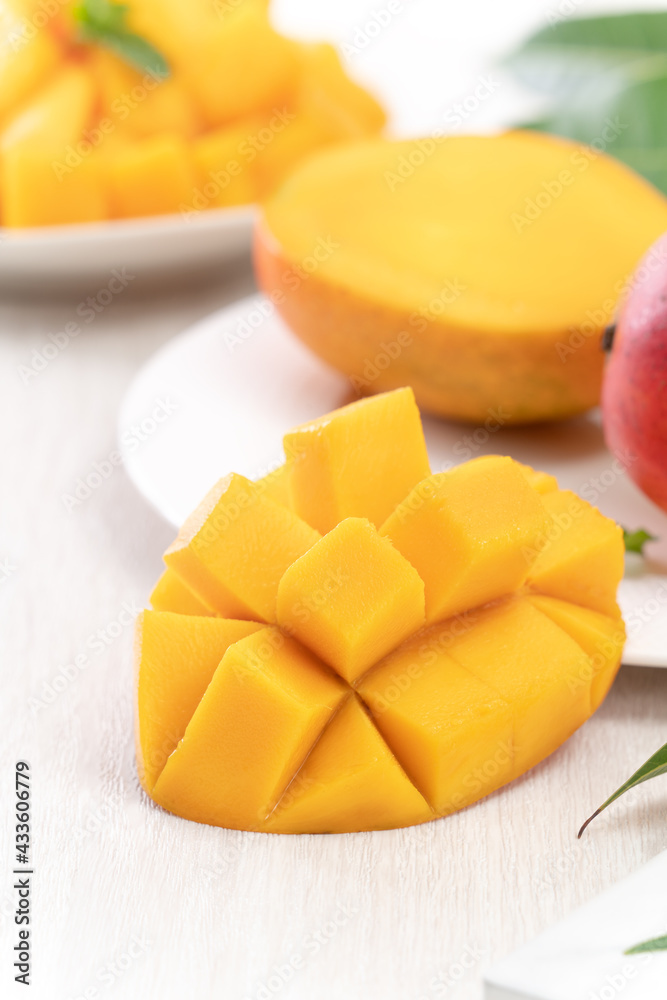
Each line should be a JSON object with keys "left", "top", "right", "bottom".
{"left": 0, "top": 21, "right": 61, "bottom": 126}
{"left": 151, "top": 628, "right": 346, "bottom": 829}
{"left": 192, "top": 120, "right": 259, "bottom": 208}
{"left": 446, "top": 597, "right": 592, "bottom": 777}
{"left": 276, "top": 517, "right": 425, "bottom": 683}
{"left": 527, "top": 489, "right": 625, "bottom": 616}
{"left": 359, "top": 628, "right": 513, "bottom": 815}
{"left": 134, "top": 611, "right": 262, "bottom": 792}
{"left": 381, "top": 456, "right": 551, "bottom": 624}
{"left": 267, "top": 695, "right": 432, "bottom": 833}
{"left": 150, "top": 568, "right": 214, "bottom": 616}
{"left": 284, "top": 387, "right": 431, "bottom": 534}
{"left": 527, "top": 595, "right": 625, "bottom": 711}
{"left": 518, "top": 463, "right": 559, "bottom": 494}
{"left": 164, "top": 473, "right": 320, "bottom": 622}
{"left": 254, "top": 463, "right": 292, "bottom": 509}
{"left": 107, "top": 133, "right": 196, "bottom": 219}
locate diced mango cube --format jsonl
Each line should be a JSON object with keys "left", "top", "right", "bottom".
{"left": 134, "top": 611, "right": 262, "bottom": 791}
{"left": 164, "top": 473, "right": 320, "bottom": 622}
{"left": 0, "top": 24, "right": 61, "bottom": 126}
{"left": 107, "top": 133, "right": 196, "bottom": 219}
{"left": 381, "top": 456, "right": 550, "bottom": 624}
{"left": 254, "top": 463, "right": 292, "bottom": 509}
{"left": 527, "top": 595, "right": 625, "bottom": 710}
{"left": 150, "top": 568, "right": 214, "bottom": 616}
{"left": 151, "top": 628, "right": 346, "bottom": 829}
{"left": 267, "top": 695, "right": 432, "bottom": 833}
{"left": 446, "top": 597, "right": 592, "bottom": 777}
{"left": 192, "top": 120, "right": 259, "bottom": 208}
{"left": 527, "top": 489, "right": 625, "bottom": 616}
{"left": 277, "top": 517, "right": 425, "bottom": 683}
{"left": 284, "top": 387, "right": 431, "bottom": 534}
{"left": 359, "top": 627, "right": 514, "bottom": 815}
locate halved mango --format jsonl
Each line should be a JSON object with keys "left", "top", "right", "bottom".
{"left": 136, "top": 388, "right": 626, "bottom": 834}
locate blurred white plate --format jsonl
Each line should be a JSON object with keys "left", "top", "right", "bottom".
{"left": 0, "top": 205, "right": 255, "bottom": 291}
{"left": 119, "top": 294, "right": 667, "bottom": 669}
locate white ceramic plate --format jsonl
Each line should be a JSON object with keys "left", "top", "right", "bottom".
{"left": 0, "top": 205, "right": 255, "bottom": 291}
{"left": 119, "top": 294, "right": 667, "bottom": 668}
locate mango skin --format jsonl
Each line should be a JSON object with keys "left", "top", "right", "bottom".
{"left": 602, "top": 231, "right": 667, "bottom": 512}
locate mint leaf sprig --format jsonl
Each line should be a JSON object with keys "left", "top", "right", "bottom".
{"left": 578, "top": 741, "right": 667, "bottom": 838}
{"left": 73, "top": 0, "right": 170, "bottom": 78}
{"left": 626, "top": 934, "right": 667, "bottom": 955}
{"left": 623, "top": 527, "right": 657, "bottom": 555}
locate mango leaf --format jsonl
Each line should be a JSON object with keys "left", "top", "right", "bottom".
{"left": 505, "top": 12, "right": 667, "bottom": 97}
{"left": 626, "top": 934, "right": 667, "bottom": 954}
{"left": 578, "top": 742, "right": 667, "bottom": 837}
{"left": 524, "top": 63, "right": 667, "bottom": 195}
{"left": 623, "top": 527, "right": 658, "bottom": 555}
{"left": 73, "top": 0, "right": 169, "bottom": 78}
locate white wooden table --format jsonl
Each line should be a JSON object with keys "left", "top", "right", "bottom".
{"left": 2, "top": 264, "right": 667, "bottom": 1000}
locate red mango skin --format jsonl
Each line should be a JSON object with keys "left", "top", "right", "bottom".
{"left": 602, "top": 232, "right": 667, "bottom": 512}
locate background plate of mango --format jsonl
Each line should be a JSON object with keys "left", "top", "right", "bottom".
{"left": 0, "top": 0, "right": 387, "bottom": 283}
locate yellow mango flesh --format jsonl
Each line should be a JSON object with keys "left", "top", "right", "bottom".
{"left": 527, "top": 489, "right": 625, "bottom": 616}
{"left": 0, "top": 65, "right": 107, "bottom": 226}
{"left": 164, "top": 473, "right": 320, "bottom": 622}
{"left": 192, "top": 121, "right": 259, "bottom": 209}
{"left": 296, "top": 44, "right": 386, "bottom": 140}
{"left": 277, "top": 517, "right": 425, "bottom": 683}
{"left": 135, "top": 611, "right": 262, "bottom": 792}
{"left": 257, "top": 132, "right": 667, "bottom": 423}
{"left": 254, "top": 463, "right": 292, "bottom": 509}
{"left": 267, "top": 695, "right": 432, "bottom": 834}
{"left": 359, "top": 631, "right": 514, "bottom": 816}
{"left": 150, "top": 568, "right": 214, "bottom": 616}
{"left": 151, "top": 628, "right": 346, "bottom": 830}
{"left": 381, "top": 456, "right": 550, "bottom": 623}
{"left": 0, "top": 6, "right": 62, "bottom": 126}
{"left": 285, "top": 387, "right": 431, "bottom": 534}
{"left": 445, "top": 598, "right": 592, "bottom": 778}
{"left": 107, "top": 133, "right": 196, "bottom": 219}
{"left": 527, "top": 595, "right": 625, "bottom": 711}
{"left": 137, "top": 389, "right": 626, "bottom": 833}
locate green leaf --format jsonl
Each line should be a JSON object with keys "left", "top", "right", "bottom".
{"left": 73, "top": 0, "right": 169, "bottom": 78}
{"left": 504, "top": 12, "right": 667, "bottom": 195}
{"left": 505, "top": 12, "right": 667, "bottom": 97}
{"left": 578, "top": 742, "right": 667, "bottom": 837}
{"left": 626, "top": 934, "right": 667, "bottom": 954}
{"left": 623, "top": 527, "right": 658, "bottom": 555}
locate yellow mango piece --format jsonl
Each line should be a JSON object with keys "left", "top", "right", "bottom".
{"left": 267, "top": 695, "right": 432, "bottom": 833}
{"left": 381, "top": 456, "right": 550, "bottom": 624}
{"left": 359, "top": 628, "right": 514, "bottom": 815}
{"left": 246, "top": 108, "right": 329, "bottom": 198}
{"left": 107, "top": 133, "right": 196, "bottom": 219}
{"left": 150, "top": 568, "right": 214, "bottom": 616}
{"left": 446, "top": 597, "right": 592, "bottom": 778}
{"left": 0, "top": 6, "right": 62, "bottom": 126}
{"left": 285, "top": 387, "right": 431, "bottom": 534}
{"left": 296, "top": 43, "right": 386, "bottom": 139}
{"left": 134, "top": 611, "right": 262, "bottom": 792}
{"left": 518, "top": 462, "right": 559, "bottom": 494}
{"left": 164, "top": 473, "right": 320, "bottom": 622}
{"left": 254, "top": 462, "right": 292, "bottom": 509}
{"left": 277, "top": 517, "right": 425, "bottom": 683}
{"left": 91, "top": 49, "right": 201, "bottom": 140}
{"left": 192, "top": 121, "right": 258, "bottom": 208}
{"left": 0, "top": 64, "right": 108, "bottom": 226}
{"left": 527, "top": 595, "right": 625, "bottom": 711}
{"left": 151, "top": 628, "right": 346, "bottom": 830}
{"left": 527, "top": 489, "right": 625, "bottom": 616}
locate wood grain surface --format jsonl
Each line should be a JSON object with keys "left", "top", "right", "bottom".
{"left": 2, "top": 268, "right": 667, "bottom": 1000}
